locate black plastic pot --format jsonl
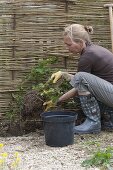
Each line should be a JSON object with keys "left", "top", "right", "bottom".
{"left": 41, "top": 111, "right": 77, "bottom": 147}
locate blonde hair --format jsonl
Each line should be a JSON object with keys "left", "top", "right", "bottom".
{"left": 64, "top": 24, "right": 93, "bottom": 43}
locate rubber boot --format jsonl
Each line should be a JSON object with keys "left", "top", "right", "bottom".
{"left": 99, "top": 102, "right": 113, "bottom": 131}
{"left": 74, "top": 95, "right": 101, "bottom": 134}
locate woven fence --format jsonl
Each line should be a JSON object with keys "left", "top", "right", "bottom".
{"left": 0, "top": 0, "right": 112, "bottom": 116}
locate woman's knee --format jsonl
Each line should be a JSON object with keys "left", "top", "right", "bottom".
{"left": 75, "top": 72, "right": 91, "bottom": 80}
{"left": 74, "top": 72, "right": 91, "bottom": 94}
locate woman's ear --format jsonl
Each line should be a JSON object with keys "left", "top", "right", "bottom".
{"left": 79, "top": 39, "right": 85, "bottom": 49}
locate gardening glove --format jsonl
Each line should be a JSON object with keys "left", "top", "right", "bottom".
{"left": 51, "top": 71, "right": 62, "bottom": 83}
{"left": 51, "top": 71, "right": 71, "bottom": 83}
{"left": 43, "top": 100, "right": 55, "bottom": 111}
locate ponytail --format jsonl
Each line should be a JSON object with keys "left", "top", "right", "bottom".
{"left": 84, "top": 26, "right": 93, "bottom": 34}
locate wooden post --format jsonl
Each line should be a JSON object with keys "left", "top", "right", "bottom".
{"left": 104, "top": 4, "right": 113, "bottom": 52}
{"left": 12, "top": 9, "right": 16, "bottom": 80}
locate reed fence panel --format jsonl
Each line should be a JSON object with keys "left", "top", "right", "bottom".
{"left": 0, "top": 0, "right": 112, "bottom": 115}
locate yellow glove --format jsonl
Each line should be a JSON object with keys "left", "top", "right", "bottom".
{"left": 43, "top": 100, "right": 55, "bottom": 111}
{"left": 51, "top": 71, "right": 62, "bottom": 83}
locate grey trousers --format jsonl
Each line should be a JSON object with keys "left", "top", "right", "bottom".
{"left": 70, "top": 72, "right": 113, "bottom": 108}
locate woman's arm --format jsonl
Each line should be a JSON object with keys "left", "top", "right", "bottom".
{"left": 58, "top": 88, "right": 78, "bottom": 102}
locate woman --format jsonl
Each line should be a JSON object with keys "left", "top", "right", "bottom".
{"left": 51, "top": 24, "right": 113, "bottom": 134}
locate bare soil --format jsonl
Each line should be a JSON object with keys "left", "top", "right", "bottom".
{"left": 0, "top": 131, "right": 113, "bottom": 170}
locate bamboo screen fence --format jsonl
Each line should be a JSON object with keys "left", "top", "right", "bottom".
{"left": 0, "top": 0, "right": 112, "bottom": 116}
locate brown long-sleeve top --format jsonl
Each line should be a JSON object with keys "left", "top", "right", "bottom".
{"left": 78, "top": 43, "right": 113, "bottom": 85}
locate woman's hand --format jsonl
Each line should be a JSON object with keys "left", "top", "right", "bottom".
{"left": 51, "top": 71, "right": 73, "bottom": 83}
{"left": 43, "top": 100, "right": 55, "bottom": 111}
{"left": 51, "top": 71, "right": 63, "bottom": 83}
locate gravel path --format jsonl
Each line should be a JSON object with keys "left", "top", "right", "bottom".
{"left": 0, "top": 131, "right": 112, "bottom": 170}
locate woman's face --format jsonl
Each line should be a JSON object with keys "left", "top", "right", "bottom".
{"left": 64, "top": 36, "right": 83, "bottom": 54}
